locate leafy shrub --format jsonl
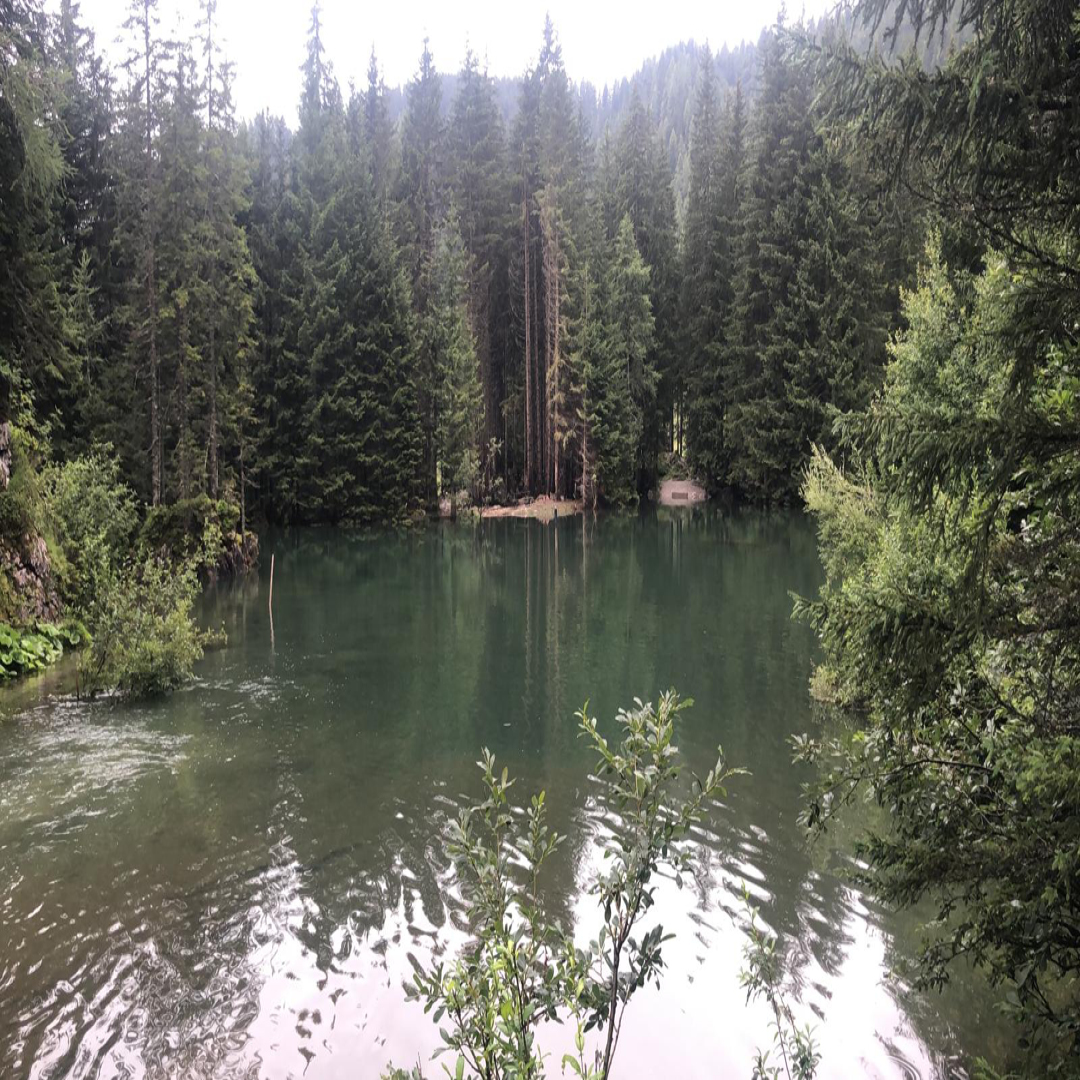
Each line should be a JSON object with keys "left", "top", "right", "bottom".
{"left": 389, "top": 691, "right": 739, "bottom": 1080}
{"left": 0, "top": 425, "right": 45, "bottom": 542}
{"left": 140, "top": 496, "right": 238, "bottom": 559}
{"left": 139, "top": 495, "right": 253, "bottom": 579}
{"left": 77, "top": 552, "right": 206, "bottom": 697}
{"left": 741, "top": 889, "right": 820, "bottom": 1080}
{"left": 43, "top": 449, "right": 137, "bottom": 614}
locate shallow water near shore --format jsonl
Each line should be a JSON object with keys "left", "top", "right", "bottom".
{"left": 0, "top": 508, "right": 1008, "bottom": 1078}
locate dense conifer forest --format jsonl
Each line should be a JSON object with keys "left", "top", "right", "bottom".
{"left": 3, "top": 0, "right": 1080, "bottom": 1070}
{"left": 1, "top": 0, "right": 920, "bottom": 525}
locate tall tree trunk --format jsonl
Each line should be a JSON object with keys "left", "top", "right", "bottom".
{"left": 552, "top": 216, "right": 561, "bottom": 497}
{"left": 208, "top": 323, "right": 218, "bottom": 497}
{"left": 543, "top": 208, "right": 553, "bottom": 495}
{"left": 581, "top": 267, "right": 591, "bottom": 507}
{"left": 239, "top": 431, "right": 246, "bottom": 538}
{"left": 178, "top": 302, "right": 191, "bottom": 500}
{"left": 206, "top": 6, "right": 219, "bottom": 500}
{"left": 144, "top": 0, "right": 161, "bottom": 506}
{"left": 522, "top": 163, "right": 532, "bottom": 494}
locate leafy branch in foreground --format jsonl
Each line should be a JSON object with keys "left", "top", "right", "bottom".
{"left": 740, "top": 888, "right": 820, "bottom": 1080}
{"left": 387, "top": 690, "right": 738, "bottom": 1079}
{"left": 574, "top": 692, "right": 739, "bottom": 1073}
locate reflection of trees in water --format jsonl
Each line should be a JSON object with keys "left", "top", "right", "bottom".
{"left": 5, "top": 510, "right": 1007, "bottom": 1077}
{"left": 791, "top": 686, "right": 1015, "bottom": 1077}
{"left": 197, "top": 510, "right": 983, "bottom": 1075}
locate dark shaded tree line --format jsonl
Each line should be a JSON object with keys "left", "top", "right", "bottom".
{"left": 2, "top": 0, "right": 912, "bottom": 523}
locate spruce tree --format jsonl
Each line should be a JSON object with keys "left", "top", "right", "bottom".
{"left": 198, "top": 2, "right": 255, "bottom": 505}
{"left": 306, "top": 150, "right": 423, "bottom": 523}
{"left": 592, "top": 214, "right": 656, "bottom": 505}
{"left": 612, "top": 89, "right": 678, "bottom": 488}
{"left": 156, "top": 43, "right": 205, "bottom": 501}
{"left": 0, "top": 0, "right": 72, "bottom": 436}
{"left": 52, "top": 0, "right": 118, "bottom": 453}
{"left": 430, "top": 210, "right": 483, "bottom": 504}
{"left": 724, "top": 25, "right": 814, "bottom": 501}
{"left": 115, "top": 0, "right": 168, "bottom": 503}
{"left": 363, "top": 48, "right": 397, "bottom": 209}
{"left": 784, "top": 141, "right": 885, "bottom": 465}
{"left": 449, "top": 47, "right": 509, "bottom": 465}
{"left": 399, "top": 38, "right": 445, "bottom": 507}
{"left": 682, "top": 46, "right": 725, "bottom": 482}
{"left": 246, "top": 112, "right": 311, "bottom": 523}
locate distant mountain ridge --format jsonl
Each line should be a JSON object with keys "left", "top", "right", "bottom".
{"left": 381, "top": 37, "right": 760, "bottom": 220}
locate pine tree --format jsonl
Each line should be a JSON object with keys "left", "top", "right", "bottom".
{"left": 449, "top": 47, "right": 509, "bottom": 468}
{"left": 304, "top": 110, "right": 423, "bottom": 523}
{"left": 156, "top": 43, "right": 205, "bottom": 501}
{"left": 511, "top": 17, "right": 588, "bottom": 498}
{"left": 115, "top": 0, "right": 168, "bottom": 503}
{"left": 52, "top": 0, "right": 119, "bottom": 453}
{"left": 682, "top": 46, "right": 724, "bottom": 481}
{"left": 363, "top": 48, "right": 397, "bottom": 209}
{"left": 430, "top": 210, "right": 483, "bottom": 504}
{"left": 0, "top": 0, "right": 74, "bottom": 434}
{"left": 399, "top": 38, "right": 445, "bottom": 507}
{"left": 724, "top": 25, "right": 814, "bottom": 501}
{"left": 198, "top": 0, "right": 255, "bottom": 504}
{"left": 784, "top": 141, "right": 885, "bottom": 465}
{"left": 612, "top": 89, "right": 678, "bottom": 489}
{"left": 591, "top": 214, "right": 656, "bottom": 505}
{"left": 686, "top": 78, "right": 747, "bottom": 492}
{"left": 246, "top": 112, "right": 311, "bottom": 523}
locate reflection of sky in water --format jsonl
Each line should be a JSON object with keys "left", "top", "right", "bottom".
{"left": 0, "top": 512, "right": 1001, "bottom": 1078}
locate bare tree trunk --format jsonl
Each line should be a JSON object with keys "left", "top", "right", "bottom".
{"left": 144, "top": 0, "right": 161, "bottom": 506}
{"left": 544, "top": 213, "right": 553, "bottom": 494}
{"left": 239, "top": 433, "right": 246, "bottom": 538}
{"left": 208, "top": 324, "right": 219, "bottom": 497}
{"left": 552, "top": 218, "right": 561, "bottom": 497}
{"left": 583, "top": 265, "right": 592, "bottom": 507}
{"left": 522, "top": 162, "right": 531, "bottom": 495}
{"left": 178, "top": 302, "right": 191, "bottom": 500}
{"left": 206, "top": 5, "right": 219, "bottom": 500}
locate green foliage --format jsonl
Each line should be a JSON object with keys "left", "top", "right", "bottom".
{"left": 393, "top": 691, "right": 736, "bottom": 1079}
{"left": 574, "top": 692, "right": 738, "bottom": 1070}
{"left": 797, "top": 237, "right": 1080, "bottom": 1066}
{"left": 0, "top": 425, "right": 46, "bottom": 542}
{"left": 683, "top": 52, "right": 744, "bottom": 487}
{"left": 44, "top": 449, "right": 138, "bottom": 614}
{"left": 304, "top": 146, "right": 425, "bottom": 524}
{"left": 430, "top": 209, "right": 483, "bottom": 503}
{"left": 0, "top": 620, "right": 85, "bottom": 679}
{"left": 78, "top": 550, "right": 206, "bottom": 697}
{"left": 740, "top": 890, "right": 820, "bottom": 1080}
{"left": 588, "top": 215, "right": 657, "bottom": 506}
{"left": 1, "top": 446, "right": 212, "bottom": 697}
{"left": 139, "top": 495, "right": 238, "bottom": 566}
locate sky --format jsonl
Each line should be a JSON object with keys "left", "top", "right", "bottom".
{"left": 63, "top": 0, "right": 834, "bottom": 123}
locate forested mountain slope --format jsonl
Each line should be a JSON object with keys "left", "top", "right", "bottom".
{"left": 2, "top": 0, "right": 949, "bottom": 533}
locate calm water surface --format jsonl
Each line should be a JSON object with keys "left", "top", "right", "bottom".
{"left": 0, "top": 509, "right": 1006, "bottom": 1078}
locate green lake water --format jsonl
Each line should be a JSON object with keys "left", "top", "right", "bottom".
{"left": 0, "top": 509, "right": 1007, "bottom": 1078}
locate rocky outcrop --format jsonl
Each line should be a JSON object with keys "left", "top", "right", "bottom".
{"left": 210, "top": 530, "right": 260, "bottom": 581}
{"left": 0, "top": 532, "right": 62, "bottom": 624}
{"left": 0, "top": 422, "right": 11, "bottom": 491}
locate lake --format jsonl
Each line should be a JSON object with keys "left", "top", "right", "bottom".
{"left": 0, "top": 508, "right": 1005, "bottom": 1078}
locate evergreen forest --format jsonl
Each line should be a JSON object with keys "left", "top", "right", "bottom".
{"left": 3, "top": 0, "right": 922, "bottom": 524}
{"left": 3, "top": 0, "right": 1080, "bottom": 1072}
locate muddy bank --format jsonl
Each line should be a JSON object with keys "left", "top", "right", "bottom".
{"left": 482, "top": 496, "right": 583, "bottom": 521}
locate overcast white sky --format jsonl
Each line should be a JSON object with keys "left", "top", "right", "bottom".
{"left": 63, "top": 0, "right": 834, "bottom": 123}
